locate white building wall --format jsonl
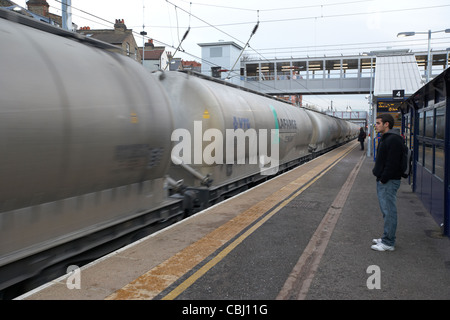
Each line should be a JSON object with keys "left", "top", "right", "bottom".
{"left": 199, "top": 42, "right": 243, "bottom": 85}
{"left": 142, "top": 51, "right": 169, "bottom": 72}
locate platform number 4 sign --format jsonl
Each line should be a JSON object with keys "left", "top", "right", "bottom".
{"left": 393, "top": 89, "right": 405, "bottom": 100}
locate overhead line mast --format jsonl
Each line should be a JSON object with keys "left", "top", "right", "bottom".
{"left": 61, "top": 0, "right": 72, "bottom": 31}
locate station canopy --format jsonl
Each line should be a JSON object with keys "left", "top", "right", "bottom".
{"left": 373, "top": 53, "right": 423, "bottom": 97}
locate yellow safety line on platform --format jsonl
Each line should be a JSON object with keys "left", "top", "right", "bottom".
{"left": 106, "top": 141, "right": 358, "bottom": 300}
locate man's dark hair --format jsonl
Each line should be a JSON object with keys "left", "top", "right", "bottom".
{"left": 376, "top": 113, "right": 395, "bottom": 129}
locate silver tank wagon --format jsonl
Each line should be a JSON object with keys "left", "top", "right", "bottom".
{"left": 0, "top": 11, "right": 175, "bottom": 291}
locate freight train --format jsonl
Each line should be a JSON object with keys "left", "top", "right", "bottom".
{"left": 0, "top": 9, "right": 359, "bottom": 297}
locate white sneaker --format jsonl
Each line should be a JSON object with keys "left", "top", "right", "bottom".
{"left": 372, "top": 238, "right": 382, "bottom": 245}
{"left": 371, "top": 242, "right": 395, "bottom": 251}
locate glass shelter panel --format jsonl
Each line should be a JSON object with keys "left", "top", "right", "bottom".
{"left": 326, "top": 59, "right": 341, "bottom": 79}
{"left": 425, "top": 110, "right": 434, "bottom": 138}
{"left": 342, "top": 59, "right": 359, "bottom": 78}
{"left": 424, "top": 143, "right": 434, "bottom": 172}
{"left": 245, "top": 64, "right": 258, "bottom": 81}
{"left": 258, "top": 63, "right": 275, "bottom": 81}
{"left": 292, "top": 61, "right": 307, "bottom": 79}
{"left": 436, "top": 106, "right": 445, "bottom": 140}
{"left": 308, "top": 60, "right": 323, "bottom": 79}
{"left": 277, "top": 62, "right": 292, "bottom": 80}
{"left": 435, "top": 145, "right": 445, "bottom": 181}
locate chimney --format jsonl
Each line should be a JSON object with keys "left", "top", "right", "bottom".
{"left": 145, "top": 39, "right": 154, "bottom": 49}
{"left": 114, "top": 19, "right": 126, "bottom": 31}
{"left": 26, "top": 0, "right": 49, "bottom": 17}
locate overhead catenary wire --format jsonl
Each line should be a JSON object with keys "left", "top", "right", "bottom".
{"left": 44, "top": 0, "right": 336, "bottom": 108}
{"left": 226, "top": 11, "right": 259, "bottom": 80}
{"left": 159, "top": 1, "right": 448, "bottom": 109}
{"left": 243, "top": 37, "right": 450, "bottom": 60}
{"left": 163, "top": 2, "right": 191, "bottom": 69}
{"left": 165, "top": 0, "right": 318, "bottom": 102}
{"left": 164, "top": 2, "right": 281, "bottom": 76}
{"left": 145, "top": 3, "right": 450, "bottom": 30}
{"left": 178, "top": 0, "right": 376, "bottom": 13}
{"left": 46, "top": 1, "right": 448, "bottom": 110}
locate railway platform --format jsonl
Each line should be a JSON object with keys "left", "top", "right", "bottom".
{"left": 18, "top": 140, "right": 450, "bottom": 302}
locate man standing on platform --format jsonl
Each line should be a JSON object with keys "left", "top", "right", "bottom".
{"left": 371, "top": 113, "right": 403, "bottom": 252}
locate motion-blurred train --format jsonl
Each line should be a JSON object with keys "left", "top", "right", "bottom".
{"left": 0, "top": 9, "right": 359, "bottom": 297}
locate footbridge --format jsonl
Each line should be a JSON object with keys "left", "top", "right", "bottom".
{"left": 240, "top": 49, "right": 449, "bottom": 96}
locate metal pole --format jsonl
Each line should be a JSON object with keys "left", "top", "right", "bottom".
{"left": 426, "top": 29, "right": 431, "bottom": 82}
{"left": 367, "top": 56, "right": 374, "bottom": 158}
{"left": 62, "top": 0, "right": 72, "bottom": 31}
{"left": 141, "top": 0, "right": 146, "bottom": 66}
{"left": 142, "top": 33, "right": 145, "bottom": 65}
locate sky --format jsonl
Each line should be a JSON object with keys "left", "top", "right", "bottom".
{"left": 12, "top": 0, "right": 450, "bottom": 111}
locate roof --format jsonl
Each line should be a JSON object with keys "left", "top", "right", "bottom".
{"left": 0, "top": 0, "right": 19, "bottom": 7}
{"left": 182, "top": 60, "right": 201, "bottom": 67}
{"left": 0, "top": 0, "right": 46, "bottom": 20}
{"left": 198, "top": 41, "right": 243, "bottom": 51}
{"left": 398, "top": 67, "right": 450, "bottom": 113}
{"left": 373, "top": 54, "right": 423, "bottom": 97}
{"left": 139, "top": 48, "right": 164, "bottom": 60}
{"left": 81, "top": 30, "right": 129, "bottom": 45}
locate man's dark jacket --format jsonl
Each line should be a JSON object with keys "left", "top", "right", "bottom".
{"left": 372, "top": 131, "right": 403, "bottom": 183}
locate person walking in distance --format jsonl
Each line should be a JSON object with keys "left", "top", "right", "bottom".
{"left": 358, "top": 127, "right": 366, "bottom": 150}
{"left": 371, "top": 114, "right": 403, "bottom": 251}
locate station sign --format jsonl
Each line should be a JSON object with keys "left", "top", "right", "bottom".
{"left": 376, "top": 100, "right": 402, "bottom": 128}
{"left": 392, "top": 89, "right": 405, "bottom": 100}
{"left": 377, "top": 100, "right": 402, "bottom": 113}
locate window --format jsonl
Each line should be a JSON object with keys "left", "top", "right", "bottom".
{"left": 326, "top": 59, "right": 341, "bottom": 79}
{"left": 308, "top": 60, "right": 323, "bottom": 79}
{"left": 210, "top": 47, "right": 222, "bottom": 58}
{"left": 418, "top": 111, "right": 424, "bottom": 136}
{"left": 292, "top": 61, "right": 307, "bottom": 79}
{"left": 424, "top": 143, "right": 434, "bottom": 172}
{"left": 435, "top": 145, "right": 445, "bottom": 180}
{"left": 277, "top": 62, "right": 291, "bottom": 80}
{"left": 258, "top": 63, "right": 274, "bottom": 80}
{"left": 418, "top": 142, "right": 424, "bottom": 166}
{"left": 425, "top": 110, "right": 434, "bottom": 138}
{"left": 245, "top": 64, "right": 258, "bottom": 81}
{"left": 342, "top": 59, "right": 359, "bottom": 78}
{"left": 361, "top": 58, "right": 375, "bottom": 78}
{"left": 436, "top": 106, "right": 445, "bottom": 140}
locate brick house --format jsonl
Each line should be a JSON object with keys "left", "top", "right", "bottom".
{"left": 1, "top": 1, "right": 140, "bottom": 62}
{"left": 139, "top": 39, "right": 169, "bottom": 71}
{"left": 0, "top": 0, "right": 66, "bottom": 27}
{"left": 78, "top": 19, "right": 142, "bottom": 62}
{"left": 182, "top": 60, "right": 201, "bottom": 73}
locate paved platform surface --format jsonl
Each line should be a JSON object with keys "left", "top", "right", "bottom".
{"left": 20, "top": 141, "right": 450, "bottom": 301}
{"left": 305, "top": 147, "right": 450, "bottom": 300}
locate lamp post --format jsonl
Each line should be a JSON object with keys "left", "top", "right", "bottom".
{"left": 397, "top": 29, "right": 450, "bottom": 82}
{"left": 362, "top": 52, "right": 375, "bottom": 158}
{"left": 140, "top": 1, "right": 147, "bottom": 66}
{"left": 140, "top": 30, "right": 147, "bottom": 65}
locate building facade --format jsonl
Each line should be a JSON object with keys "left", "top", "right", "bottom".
{"left": 198, "top": 41, "right": 243, "bottom": 85}
{"left": 78, "top": 19, "right": 141, "bottom": 62}
{"left": 139, "top": 39, "right": 169, "bottom": 71}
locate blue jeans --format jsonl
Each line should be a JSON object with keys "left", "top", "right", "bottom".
{"left": 376, "top": 179, "right": 401, "bottom": 247}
